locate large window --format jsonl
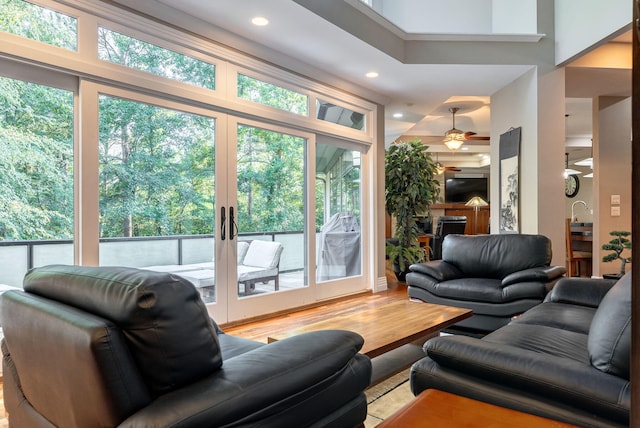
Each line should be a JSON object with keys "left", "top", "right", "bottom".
{"left": 98, "top": 94, "right": 216, "bottom": 266}
{"left": 0, "top": 0, "right": 375, "bottom": 322}
{"left": 236, "top": 125, "right": 305, "bottom": 234}
{"left": 0, "top": 76, "right": 74, "bottom": 285}
{"left": 316, "top": 144, "right": 362, "bottom": 282}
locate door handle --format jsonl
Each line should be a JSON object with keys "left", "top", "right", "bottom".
{"left": 230, "top": 206, "right": 238, "bottom": 240}
{"left": 220, "top": 206, "right": 226, "bottom": 241}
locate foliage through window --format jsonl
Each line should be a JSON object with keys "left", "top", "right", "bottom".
{"left": 0, "top": 76, "right": 74, "bottom": 240}
{"left": 236, "top": 125, "right": 305, "bottom": 233}
{"left": 98, "top": 95, "right": 215, "bottom": 238}
{"left": 0, "top": 0, "right": 77, "bottom": 50}
{"left": 98, "top": 27, "right": 215, "bottom": 90}
{"left": 237, "top": 74, "right": 308, "bottom": 116}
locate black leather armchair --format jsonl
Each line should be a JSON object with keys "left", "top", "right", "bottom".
{"left": 429, "top": 215, "right": 467, "bottom": 260}
{"left": 1, "top": 265, "right": 371, "bottom": 427}
{"left": 411, "top": 274, "right": 630, "bottom": 428}
{"left": 406, "top": 234, "right": 566, "bottom": 333}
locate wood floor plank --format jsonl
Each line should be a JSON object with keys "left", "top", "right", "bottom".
{"left": 223, "top": 266, "right": 407, "bottom": 342}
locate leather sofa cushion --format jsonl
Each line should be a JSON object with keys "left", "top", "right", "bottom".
{"left": 484, "top": 323, "right": 590, "bottom": 364}
{"left": 419, "top": 277, "right": 546, "bottom": 304}
{"left": 588, "top": 272, "right": 631, "bottom": 379}
{"left": 1, "top": 292, "right": 152, "bottom": 427}
{"left": 442, "top": 234, "right": 552, "bottom": 279}
{"left": 510, "top": 302, "right": 596, "bottom": 335}
{"left": 23, "top": 265, "right": 222, "bottom": 396}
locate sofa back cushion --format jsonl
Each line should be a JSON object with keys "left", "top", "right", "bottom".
{"left": 1, "top": 291, "right": 151, "bottom": 426}
{"left": 237, "top": 240, "right": 250, "bottom": 265}
{"left": 588, "top": 272, "right": 631, "bottom": 379}
{"left": 442, "top": 234, "right": 552, "bottom": 278}
{"left": 23, "top": 264, "right": 222, "bottom": 396}
{"left": 243, "top": 240, "right": 283, "bottom": 268}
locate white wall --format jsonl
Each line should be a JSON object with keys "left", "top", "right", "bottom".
{"left": 593, "top": 96, "right": 632, "bottom": 276}
{"left": 536, "top": 67, "right": 568, "bottom": 268}
{"left": 490, "top": 68, "right": 538, "bottom": 233}
{"left": 375, "top": 0, "right": 537, "bottom": 34}
{"left": 491, "top": 67, "right": 566, "bottom": 266}
{"left": 492, "top": 0, "right": 537, "bottom": 34}
{"left": 381, "top": 0, "right": 492, "bottom": 33}
{"left": 555, "top": 0, "right": 631, "bottom": 65}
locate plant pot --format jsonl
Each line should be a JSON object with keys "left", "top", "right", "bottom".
{"left": 392, "top": 262, "right": 409, "bottom": 283}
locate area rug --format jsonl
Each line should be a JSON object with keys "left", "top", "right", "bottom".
{"left": 365, "top": 368, "right": 413, "bottom": 426}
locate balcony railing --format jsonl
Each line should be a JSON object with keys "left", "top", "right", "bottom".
{"left": 0, "top": 231, "right": 306, "bottom": 288}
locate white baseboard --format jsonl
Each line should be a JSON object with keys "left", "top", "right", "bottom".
{"left": 375, "top": 276, "right": 388, "bottom": 292}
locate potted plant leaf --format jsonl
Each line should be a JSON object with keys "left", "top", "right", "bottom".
{"left": 601, "top": 230, "right": 631, "bottom": 279}
{"left": 385, "top": 138, "right": 441, "bottom": 281}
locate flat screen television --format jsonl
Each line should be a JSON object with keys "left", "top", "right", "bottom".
{"left": 444, "top": 177, "right": 488, "bottom": 204}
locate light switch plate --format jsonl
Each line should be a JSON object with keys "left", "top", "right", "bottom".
{"left": 611, "top": 206, "right": 621, "bottom": 216}
{"left": 611, "top": 194, "right": 621, "bottom": 205}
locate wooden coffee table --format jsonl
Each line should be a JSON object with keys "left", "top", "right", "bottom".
{"left": 377, "top": 389, "right": 578, "bottom": 427}
{"left": 267, "top": 300, "right": 471, "bottom": 358}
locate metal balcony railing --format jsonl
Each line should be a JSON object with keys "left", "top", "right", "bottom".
{"left": 0, "top": 231, "right": 307, "bottom": 288}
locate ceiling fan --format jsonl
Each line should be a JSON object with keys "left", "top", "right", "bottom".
{"left": 443, "top": 107, "right": 489, "bottom": 150}
{"left": 462, "top": 131, "right": 490, "bottom": 141}
{"left": 433, "top": 153, "right": 461, "bottom": 174}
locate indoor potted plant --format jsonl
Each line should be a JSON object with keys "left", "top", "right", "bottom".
{"left": 601, "top": 230, "right": 631, "bottom": 279}
{"left": 385, "top": 138, "right": 440, "bottom": 281}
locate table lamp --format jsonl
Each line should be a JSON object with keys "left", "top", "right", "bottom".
{"left": 465, "top": 196, "right": 489, "bottom": 234}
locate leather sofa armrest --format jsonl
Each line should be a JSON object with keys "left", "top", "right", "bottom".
{"left": 501, "top": 266, "right": 566, "bottom": 287}
{"left": 423, "top": 336, "right": 630, "bottom": 419}
{"left": 408, "top": 260, "right": 462, "bottom": 282}
{"left": 120, "top": 330, "right": 371, "bottom": 427}
{"left": 545, "top": 277, "right": 618, "bottom": 307}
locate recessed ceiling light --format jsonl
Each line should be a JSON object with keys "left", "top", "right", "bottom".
{"left": 251, "top": 16, "right": 269, "bottom": 26}
{"left": 461, "top": 147, "right": 470, "bottom": 151}
{"left": 393, "top": 113, "right": 403, "bottom": 118}
{"left": 365, "top": 71, "right": 379, "bottom": 78}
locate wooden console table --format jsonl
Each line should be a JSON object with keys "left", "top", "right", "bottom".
{"left": 377, "top": 389, "right": 578, "bottom": 427}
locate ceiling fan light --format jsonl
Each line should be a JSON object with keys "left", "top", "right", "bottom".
{"left": 444, "top": 138, "right": 463, "bottom": 151}
{"left": 444, "top": 128, "right": 464, "bottom": 139}
{"left": 435, "top": 161, "right": 446, "bottom": 175}
{"left": 574, "top": 157, "right": 593, "bottom": 167}
{"left": 564, "top": 168, "right": 582, "bottom": 176}
{"left": 444, "top": 107, "right": 465, "bottom": 151}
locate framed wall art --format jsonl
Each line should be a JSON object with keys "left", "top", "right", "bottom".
{"left": 498, "top": 127, "right": 521, "bottom": 234}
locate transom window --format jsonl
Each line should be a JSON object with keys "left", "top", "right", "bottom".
{"left": 1, "top": 0, "right": 77, "bottom": 50}
{"left": 237, "top": 73, "right": 308, "bottom": 116}
{"left": 98, "top": 27, "right": 216, "bottom": 90}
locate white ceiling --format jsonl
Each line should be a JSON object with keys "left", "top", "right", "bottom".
{"left": 138, "top": 0, "right": 630, "bottom": 167}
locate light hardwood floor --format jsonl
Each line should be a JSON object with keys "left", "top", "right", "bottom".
{"left": 222, "top": 268, "right": 407, "bottom": 339}
{"left": 0, "top": 264, "right": 406, "bottom": 426}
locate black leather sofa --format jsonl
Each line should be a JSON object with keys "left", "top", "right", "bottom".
{"left": 411, "top": 274, "right": 630, "bottom": 428}
{"left": 0, "top": 265, "right": 371, "bottom": 427}
{"left": 406, "top": 234, "right": 566, "bottom": 333}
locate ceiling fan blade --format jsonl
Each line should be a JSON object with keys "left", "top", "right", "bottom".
{"left": 444, "top": 166, "right": 462, "bottom": 171}
{"left": 463, "top": 131, "right": 490, "bottom": 141}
